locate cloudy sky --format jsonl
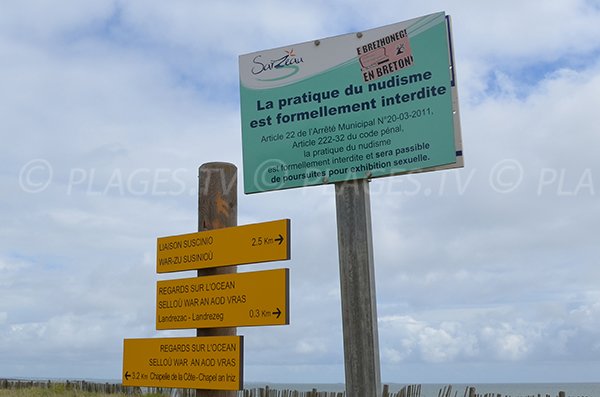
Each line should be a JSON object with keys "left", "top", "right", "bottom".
{"left": 2, "top": 0, "right": 600, "bottom": 386}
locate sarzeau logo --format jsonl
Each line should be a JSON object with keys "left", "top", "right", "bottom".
{"left": 251, "top": 48, "right": 304, "bottom": 81}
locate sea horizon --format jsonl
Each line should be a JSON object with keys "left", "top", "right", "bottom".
{"left": 245, "top": 382, "right": 599, "bottom": 396}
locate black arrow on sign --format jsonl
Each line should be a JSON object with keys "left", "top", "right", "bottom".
{"left": 275, "top": 234, "right": 284, "bottom": 245}
{"left": 272, "top": 308, "right": 282, "bottom": 319}
{"left": 124, "top": 372, "right": 131, "bottom": 380}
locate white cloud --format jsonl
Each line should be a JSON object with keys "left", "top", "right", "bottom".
{"left": 379, "top": 316, "right": 478, "bottom": 364}
{"left": 481, "top": 324, "right": 534, "bottom": 361}
{"left": 295, "top": 337, "right": 329, "bottom": 355}
{"left": 0, "top": 1, "right": 116, "bottom": 43}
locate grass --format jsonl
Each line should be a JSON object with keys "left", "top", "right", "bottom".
{"left": 0, "top": 385, "right": 174, "bottom": 397}
{"left": 0, "top": 386, "right": 116, "bottom": 397}
{"left": 0, "top": 385, "right": 131, "bottom": 397}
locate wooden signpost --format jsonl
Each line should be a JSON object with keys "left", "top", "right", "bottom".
{"left": 123, "top": 163, "right": 291, "bottom": 396}
{"left": 238, "top": 12, "right": 462, "bottom": 397}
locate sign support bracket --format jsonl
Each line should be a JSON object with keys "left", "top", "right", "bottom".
{"left": 197, "top": 162, "right": 238, "bottom": 397}
{"left": 335, "top": 179, "right": 381, "bottom": 397}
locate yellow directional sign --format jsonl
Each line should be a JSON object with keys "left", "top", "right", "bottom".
{"left": 122, "top": 336, "right": 243, "bottom": 390}
{"left": 156, "top": 268, "right": 289, "bottom": 330}
{"left": 157, "top": 219, "right": 290, "bottom": 273}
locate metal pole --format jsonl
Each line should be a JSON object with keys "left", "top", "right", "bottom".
{"left": 196, "top": 162, "right": 238, "bottom": 397}
{"left": 335, "top": 179, "right": 382, "bottom": 397}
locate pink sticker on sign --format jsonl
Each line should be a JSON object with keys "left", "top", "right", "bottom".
{"left": 357, "top": 29, "right": 414, "bottom": 82}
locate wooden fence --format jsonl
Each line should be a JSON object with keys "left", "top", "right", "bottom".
{"left": 0, "top": 379, "right": 574, "bottom": 397}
